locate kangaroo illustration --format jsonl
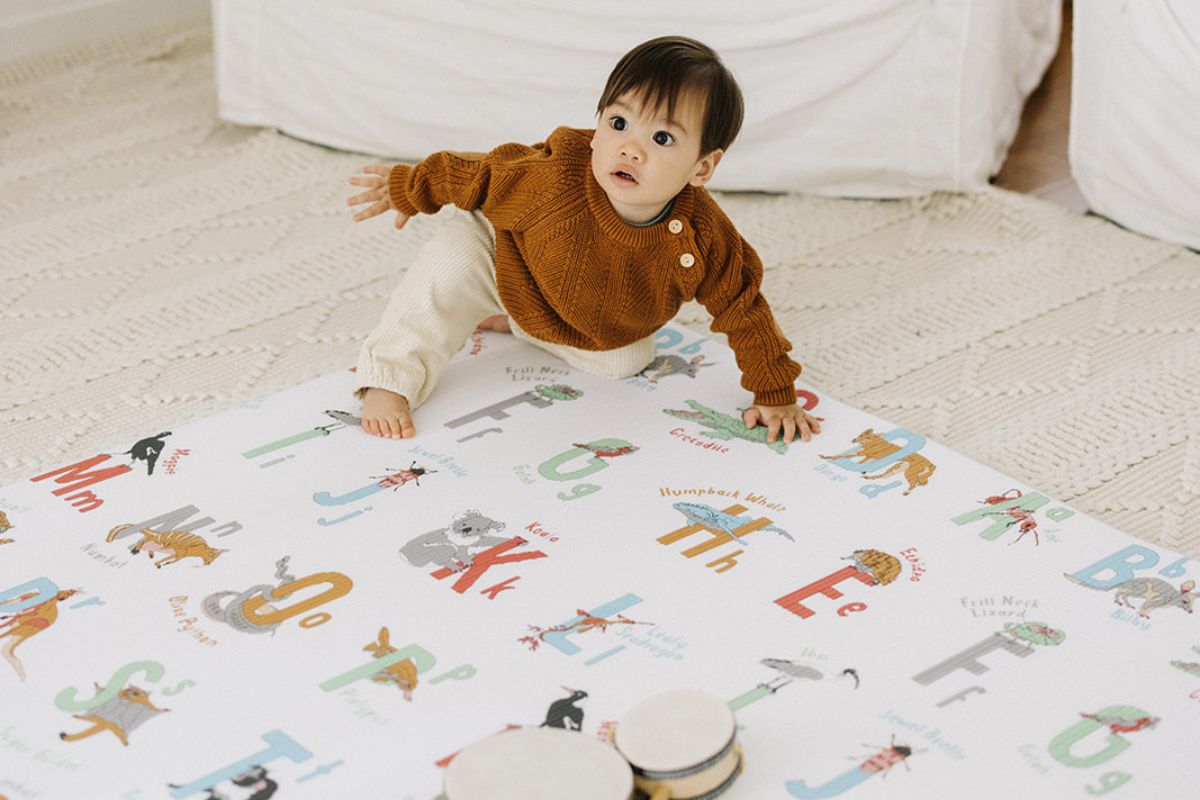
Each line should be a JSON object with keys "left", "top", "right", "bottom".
{"left": 822, "top": 429, "right": 936, "bottom": 495}
{"left": 106, "top": 524, "right": 227, "bottom": 568}
{"left": 638, "top": 354, "right": 714, "bottom": 383}
{"left": 1063, "top": 574, "right": 1196, "bottom": 618}
{"left": 59, "top": 683, "right": 169, "bottom": 745}
{"left": 363, "top": 626, "right": 418, "bottom": 701}
{"left": 1, "top": 587, "right": 78, "bottom": 680}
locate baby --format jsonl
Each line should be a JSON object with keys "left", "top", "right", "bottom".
{"left": 347, "top": 35, "right": 820, "bottom": 445}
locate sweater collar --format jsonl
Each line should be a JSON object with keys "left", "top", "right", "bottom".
{"left": 584, "top": 166, "right": 696, "bottom": 248}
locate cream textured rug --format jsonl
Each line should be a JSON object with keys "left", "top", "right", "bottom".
{"left": 2, "top": 24, "right": 1197, "bottom": 557}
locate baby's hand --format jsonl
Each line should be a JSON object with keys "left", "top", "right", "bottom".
{"left": 743, "top": 402, "right": 821, "bottom": 444}
{"left": 347, "top": 164, "right": 410, "bottom": 229}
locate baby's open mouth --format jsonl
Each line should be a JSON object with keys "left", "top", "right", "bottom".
{"left": 612, "top": 170, "right": 638, "bottom": 185}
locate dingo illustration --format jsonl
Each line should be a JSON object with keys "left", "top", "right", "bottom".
{"left": 822, "top": 429, "right": 936, "bottom": 496}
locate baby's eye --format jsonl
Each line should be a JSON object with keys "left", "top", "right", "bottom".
{"left": 653, "top": 131, "right": 675, "bottom": 146}
{"left": 609, "top": 116, "right": 627, "bottom": 131}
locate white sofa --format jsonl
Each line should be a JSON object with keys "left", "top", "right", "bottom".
{"left": 213, "top": 0, "right": 1060, "bottom": 198}
{"left": 1071, "top": 0, "right": 1200, "bottom": 249}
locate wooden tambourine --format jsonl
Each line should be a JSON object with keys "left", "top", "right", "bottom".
{"left": 613, "top": 688, "right": 743, "bottom": 800}
{"left": 442, "top": 726, "right": 634, "bottom": 800}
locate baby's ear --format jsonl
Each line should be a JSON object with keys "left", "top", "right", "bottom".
{"left": 689, "top": 149, "right": 724, "bottom": 187}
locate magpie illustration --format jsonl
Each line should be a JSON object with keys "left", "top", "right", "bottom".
{"left": 540, "top": 687, "right": 587, "bottom": 731}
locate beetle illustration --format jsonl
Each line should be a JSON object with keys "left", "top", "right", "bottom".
{"left": 371, "top": 461, "right": 437, "bottom": 490}
{"left": 859, "top": 735, "right": 924, "bottom": 776}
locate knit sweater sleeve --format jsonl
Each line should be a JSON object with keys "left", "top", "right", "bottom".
{"left": 694, "top": 226, "right": 802, "bottom": 407}
{"left": 385, "top": 141, "right": 546, "bottom": 227}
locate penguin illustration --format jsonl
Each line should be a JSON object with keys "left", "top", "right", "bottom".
{"left": 122, "top": 431, "right": 171, "bottom": 475}
{"left": 540, "top": 687, "right": 587, "bottom": 731}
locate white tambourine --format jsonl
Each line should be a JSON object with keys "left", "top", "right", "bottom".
{"left": 442, "top": 726, "right": 635, "bottom": 800}
{"left": 613, "top": 688, "right": 743, "bottom": 800}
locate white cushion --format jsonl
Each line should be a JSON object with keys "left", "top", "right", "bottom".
{"left": 214, "top": 0, "right": 1059, "bottom": 197}
{"left": 1070, "top": 0, "right": 1200, "bottom": 249}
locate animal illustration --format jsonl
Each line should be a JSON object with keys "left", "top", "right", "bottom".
{"left": 979, "top": 489, "right": 1040, "bottom": 545}
{"left": 372, "top": 461, "right": 436, "bottom": 490}
{"left": 672, "top": 502, "right": 794, "bottom": 544}
{"left": 1063, "top": 573, "right": 1195, "bottom": 618}
{"left": 1170, "top": 660, "right": 1200, "bottom": 677}
{"left": 759, "top": 659, "right": 860, "bottom": 693}
{"left": 860, "top": 735, "right": 924, "bottom": 776}
{"left": 121, "top": 431, "right": 171, "bottom": 475}
{"left": 520, "top": 609, "right": 653, "bottom": 651}
{"left": 637, "top": 354, "right": 714, "bottom": 383}
{"left": 821, "top": 429, "right": 936, "bottom": 495}
{"left": 1002, "top": 621, "right": 1067, "bottom": 647}
{"left": 324, "top": 409, "right": 363, "bottom": 428}
{"left": 843, "top": 549, "right": 902, "bottom": 586}
{"left": 171, "top": 765, "right": 279, "bottom": 800}
{"left": 59, "top": 682, "right": 169, "bottom": 745}
{"left": 399, "top": 510, "right": 508, "bottom": 571}
{"left": 534, "top": 384, "right": 583, "bottom": 402}
{"left": 1079, "top": 711, "right": 1159, "bottom": 735}
{"left": 1, "top": 587, "right": 79, "bottom": 680}
{"left": 541, "top": 687, "right": 588, "bottom": 730}
{"left": 363, "top": 626, "right": 418, "bottom": 701}
{"left": 106, "top": 524, "right": 227, "bottom": 568}
{"left": 203, "top": 556, "right": 296, "bottom": 635}
{"left": 0, "top": 509, "right": 13, "bottom": 545}
{"left": 663, "top": 399, "right": 789, "bottom": 454}
{"left": 571, "top": 442, "right": 639, "bottom": 458}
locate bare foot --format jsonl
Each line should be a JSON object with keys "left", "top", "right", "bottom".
{"left": 361, "top": 388, "right": 416, "bottom": 439}
{"left": 477, "top": 314, "right": 512, "bottom": 333}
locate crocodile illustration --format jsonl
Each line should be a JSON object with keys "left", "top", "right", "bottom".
{"left": 663, "top": 400, "right": 789, "bottom": 454}
{"left": 672, "top": 502, "right": 794, "bottom": 544}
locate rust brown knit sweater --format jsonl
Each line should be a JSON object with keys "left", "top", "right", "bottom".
{"left": 387, "top": 126, "right": 801, "bottom": 406}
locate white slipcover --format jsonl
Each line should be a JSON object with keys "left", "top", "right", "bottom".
{"left": 1071, "top": 0, "right": 1200, "bottom": 249}
{"left": 213, "top": 0, "right": 1059, "bottom": 197}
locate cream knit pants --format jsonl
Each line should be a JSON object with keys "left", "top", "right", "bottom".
{"left": 354, "top": 210, "right": 657, "bottom": 408}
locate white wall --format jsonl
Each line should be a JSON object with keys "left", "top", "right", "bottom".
{"left": 0, "top": 0, "right": 209, "bottom": 62}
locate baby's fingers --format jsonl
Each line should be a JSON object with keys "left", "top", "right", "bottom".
{"left": 353, "top": 200, "right": 390, "bottom": 222}
{"left": 346, "top": 187, "right": 384, "bottom": 207}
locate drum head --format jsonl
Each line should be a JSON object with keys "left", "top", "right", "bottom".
{"left": 614, "top": 689, "right": 735, "bottom": 775}
{"left": 444, "top": 727, "right": 633, "bottom": 800}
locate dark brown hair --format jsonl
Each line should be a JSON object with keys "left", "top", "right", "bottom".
{"left": 596, "top": 36, "right": 744, "bottom": 156}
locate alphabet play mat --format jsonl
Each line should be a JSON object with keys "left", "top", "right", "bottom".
{"left": 3, "top": 324, "right": 1197, "bottom": 799}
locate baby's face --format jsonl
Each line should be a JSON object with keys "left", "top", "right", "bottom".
{"left": 591, "top": 90, "right": 722, "bottom": 224}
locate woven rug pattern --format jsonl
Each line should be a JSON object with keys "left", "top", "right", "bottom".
{"left": 1, "top": 25, "right": 1197, "bottom": 556}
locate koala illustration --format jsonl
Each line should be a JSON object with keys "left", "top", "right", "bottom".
{"left": 400, "top": 510, "right": 508, "bottom": 571}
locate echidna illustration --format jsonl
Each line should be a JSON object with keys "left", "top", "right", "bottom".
{"left": 842, "top": 549, "right": 902, "bottom": 586}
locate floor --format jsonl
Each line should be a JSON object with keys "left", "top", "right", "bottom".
{"left": 993, "top": 1, "right": 1087, "bottom": 212}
